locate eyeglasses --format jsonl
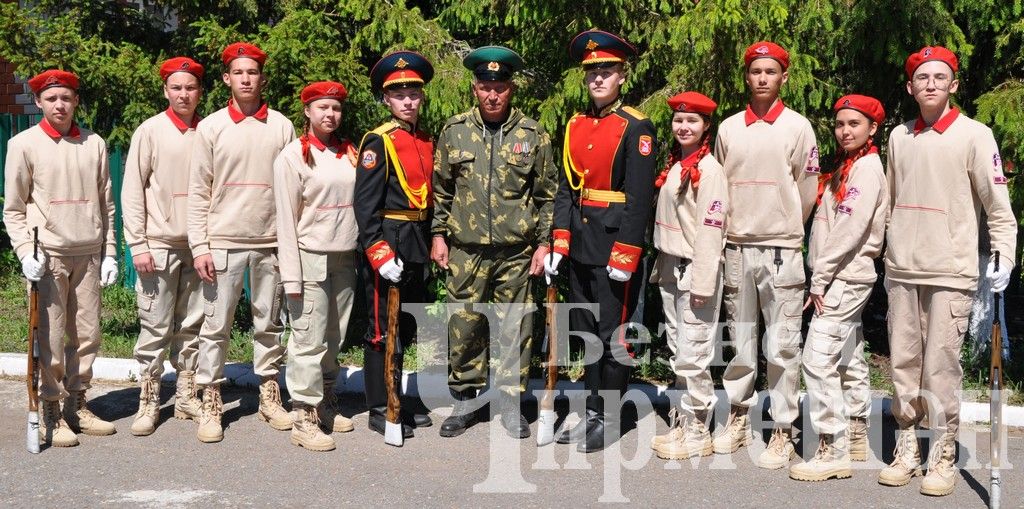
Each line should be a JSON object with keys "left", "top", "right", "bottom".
{"left": 912, "top": 74, "right": 952, "bottom": 90}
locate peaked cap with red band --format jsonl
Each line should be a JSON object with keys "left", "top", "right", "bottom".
{"left": 569, "top": 29, "right": 637, "bottom": 68}
{"left": 743, "top": 41, "right": 789, "bottom": 69}
{"left": 369, "top": 51, "right": 434, "bottom": 92}
{"left": 160, "top": 56, "right": 204, "bottom": 81}
{"left": 833, "top": 94, "right": 885, "bottom": 124}
{"left": 667, "top": 91, "right": 717, "bottom": 116}
{"left": 28, "top": 70, "right": 79, "bottom": 94}
{"left": 904, "top": 45, "right": 958, "bottom": 79}
{"left": 222, "top": 42, "right": 267, "bottom": 67}
{"left": 300, "top": 81, "right": 348, "bottom": 104}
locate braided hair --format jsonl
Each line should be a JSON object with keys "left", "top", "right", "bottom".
{"left": 816, "top": 138, "right": 874, "bottom": 206}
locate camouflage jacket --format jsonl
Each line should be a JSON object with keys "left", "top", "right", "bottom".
{"left": 432, "top": 107, "right": 557, "bottom": 247}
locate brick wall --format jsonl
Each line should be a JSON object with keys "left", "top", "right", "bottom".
{"left": 0, "top": 58, "right": 32, "bottom": 115}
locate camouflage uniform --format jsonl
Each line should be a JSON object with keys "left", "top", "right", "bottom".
{"left": 432, "top": 107, "right": 557, "bottom": 395}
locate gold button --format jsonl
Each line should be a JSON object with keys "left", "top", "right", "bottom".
{"left": 584, "top": 169, "right": 590, "bottom": 174}
{"left": 593, "top": 119, "right": 599, "bottom": 125}
{"left": 582, "top": 217, "right": 589, "bottom": 224}
{"left": 587, "top": 144, "right": 593, "bottom": 150}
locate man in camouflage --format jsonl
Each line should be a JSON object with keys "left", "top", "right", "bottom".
{"left": 431, "top": 46, "right": 557, "bottom": 439}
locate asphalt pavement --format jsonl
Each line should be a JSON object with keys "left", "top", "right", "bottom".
{"left": 0, "top": 378, "right": 1020, "bottom": 508}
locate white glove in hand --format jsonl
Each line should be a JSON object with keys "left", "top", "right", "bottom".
{"left": 543, "top": 252, "right": 563, "bottom": 284}
{"left": 100, "top": 256, "right": 118, "bottom": 287}
{"left": 379, "top": 258, "right": 404, "bottom": 283}
{"left": 986, "top": 259, "right": 1011, "bottom": 293}
{"left": 20, "top": 253, "right": 46, "bottom": 282}
{"left": 606, "top": 266, "right": 630, "bottom": 282}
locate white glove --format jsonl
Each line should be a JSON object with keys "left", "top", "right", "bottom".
{"left": 986, "top": 259, "right": 1011, "bottom": 293}
{"left": 543, "top": 253, "right": 563, "bottom": 286}
{"left": 379, "top": 258, "right": 404, "bottom": 283}
{"left": 20, "top": 253, "right": 46, "bottom": 282}
{"left": 606, "top": 266, "right": 631, "bottom": 282}
{"left": 100, "top": 256, "right": 118, "bottom": 287}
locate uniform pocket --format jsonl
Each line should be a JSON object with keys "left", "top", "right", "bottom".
{"left": 299, "top": 249, "right": 327, "bottom": 283}
{"left": 805, "top": 319, "right": 845, "bottom": 367}
{"left": 150, "top": 249, "right": 169, "bottom": 272}
{"left": 287, "top": 297, "right": 313, "bottom": 332}
{"left": 728, "top": 181, "right": 787, "bottom": 238}
{"left": 209, "top": 183, "right": 274, "bottom": 238}
{"left": 45, "top": 199, "right": 101, "bottom": 244}
{"left": 772, "top": 248, "right": 806, "bottom": 288}
{"left": 823, "top": 279, "right": 846, "bottom": 309}
{"left": 211, "top": 249, "right": 228, "bottom": 272}
{"left": 949, "top": 297, "right": 971, "bottom": 338}
{"left": 723, "top": 245, "right": 741, "bottom": 288}
{"left": 888, "top": 205, "right": 954, "bottom": 275}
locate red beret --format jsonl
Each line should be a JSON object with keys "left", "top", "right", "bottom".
{"left": 300, "top": 81, "right": 348, "bottom": 104}
{"left": 160, "top": 57, "right": 204, "bottom": 81}
{"left": 834, "top": 94, "right": 885, "bottom": 124}
{"left": 904, "top": 46, "right": 958, "bottom": 78}
{"left": 667, "top": 91, "right": 717, "bottom": 116}
{"left": 27, "top": 69, "right": 79, "bottom": 94}
{"left": 743, "top": 41, "right": 789, "bottom": 69}
{"left": 222, "top": 42, "right": 267, "bottom": 67}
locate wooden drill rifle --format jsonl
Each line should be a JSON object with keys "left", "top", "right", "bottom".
{"left": 989, "top": 251, "right": 1004, "bottom": 508}
{"left": 384, "top": 230, "right": 403, "bottom": 447}
{"left": 26, "top": 226, "right": 40, "bottom": 453}
{"left": 537, "top": 233, "right": 559, "bottom": 445}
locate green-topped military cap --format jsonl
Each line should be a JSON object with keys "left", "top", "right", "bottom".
{"left": 462, "top": 45, "right": 525, "bottom": 81}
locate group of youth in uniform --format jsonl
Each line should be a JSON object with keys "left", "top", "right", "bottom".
{"left": 3, "top": 29, "right": 1015, "bottom": 498}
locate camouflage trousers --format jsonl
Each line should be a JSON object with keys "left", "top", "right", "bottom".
{"left": 446, "top": 243, "right": 535, "bottom": 395}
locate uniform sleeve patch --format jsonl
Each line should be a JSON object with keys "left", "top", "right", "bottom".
{"left": 707, "top": 199, "right": 723, "bottom": 214}
{"left": 702, "top": 217, "right": 723, "bottom": 228}
{"left": 995, "top": 175, "right": 1008, "bottom": 185}
{"left": 361, "top": 150, "right": 378, "bottom": 169}
{"left": 837, "top": 204, "right": 853, "bottom": 215}
{"left": 844, "top": 187, "right": 860, "bottom": 201}
{"left": 805, "top": 146, "right": 820, "bottom": 173}
{"left": 638, "top": 135, "right": 653, "bottom": 156}
{"left": 994, "top": 152, "right": 1002, "bottom": 170}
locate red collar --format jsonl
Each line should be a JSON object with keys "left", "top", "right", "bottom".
{"left": 308, "top": 134, "right": 341, "bottom": 152}
{"left": 679, "top": 149, "right": 703, "bottom": 168}
{"left": 165, "top": 108, "right": 201, "bottom": 132}
{"left": 913, "top": 107, "right": 959, "bottom": 135}
{"left": 227, "top": 99, "right": 269, "bottom": 123}
{"left": 39, "top": 118, "right": 80, "bottom": 140}
{"left": 744, "top": 99, "right": 786, "bottom": 126}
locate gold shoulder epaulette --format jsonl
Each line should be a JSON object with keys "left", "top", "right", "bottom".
{"left": 371, "top": 121, "right": 399, "bottom": 136}
{"left": 620, "top": 106, "right": 647, "bottom": 120}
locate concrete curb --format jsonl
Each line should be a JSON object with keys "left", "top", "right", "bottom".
{"left": 2, "top": 352, "right": 1021, "bottom": 426}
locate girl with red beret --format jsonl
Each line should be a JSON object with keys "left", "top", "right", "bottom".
{"left": 649, "top": 91, "right": 728, "bottom": 461}
{"left": 273, "top": 81, "right": 359, "bottom": 451}
{"left": 790, "top": 94, "right": 888, "bottom": 482}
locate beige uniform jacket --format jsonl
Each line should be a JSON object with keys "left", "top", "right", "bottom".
{"left": 187, "top": 102, "right": 295, "bottom": 257}
{"left": 3, "top": 120, "right": 116, "bottom": 259}
{"left": 885, "top": 109, "right": 1017, "bottom": 290}
{"left": 122, "top": 109, "right": 200, "bottom": 255}
{"left": 652, "top": 153, "right": 728, "bottom": 297}
{"left": 273, "top": 136, "right": 359, "bottom": 294}
{"left": 807, "top": 152, "right": 889, "bottom": 295}
{"left": 714, "top": 101, "right": 819, "bottom": 249}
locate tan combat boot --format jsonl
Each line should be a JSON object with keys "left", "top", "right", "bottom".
{"left": 257, "top": 377, "right": 292, "bottom": 431}
{"left": 713, "top": 406, "right": 753, "bottom": 454}
{"left": 920, "top": 432, "right": 957, "bottom": 496}
{"left": 651, "top": 406, "right": 684, "bottom": 449}
{"left": 878, "top": 427, "right": 922, "bottom": 486}
{"left": 40, "top": 399, "right": 79, "bottom": 447}
{"left": 848, "top": 417, "right": 868, "bottom": 461}
{"left": 656, "top": 413, "right": 713, "bottom": 460}
{"left": 318, "top": 380, "right": 354, "bottom": 433}
{"left": 757, "top": 427, "right": 796, "bottom": 469}
{"left": 174, "top": 370, "right": 202, "bottom": 420}
{"left": 196, "top": 384, "right": 224, "bottom": 443}
{"left": 291, "top": 404, "right": 336, "bottom": 452}
{"left": 130, "top": 375, "right": 160, "bottom": 436}
{"left": 64, "top": 389, "right": 116, "bottom": 436}
{"left": 789, "top": 434, "right": 852, "bottom": 481}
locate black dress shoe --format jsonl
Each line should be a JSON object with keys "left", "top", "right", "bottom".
{"left": 369, "top": 407, "right": 413, "bottom": 438}
{"left": 439, "top": 390, "right": 477, "bottom": 437}
{"left": 405, "top": 411, "right": 432, "bottom": 428}
{"left": 499, "top": 394, "right": 530, "bottom": 439}
{"left": 557, "top": 409, "right": 598, "bottom": 444}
